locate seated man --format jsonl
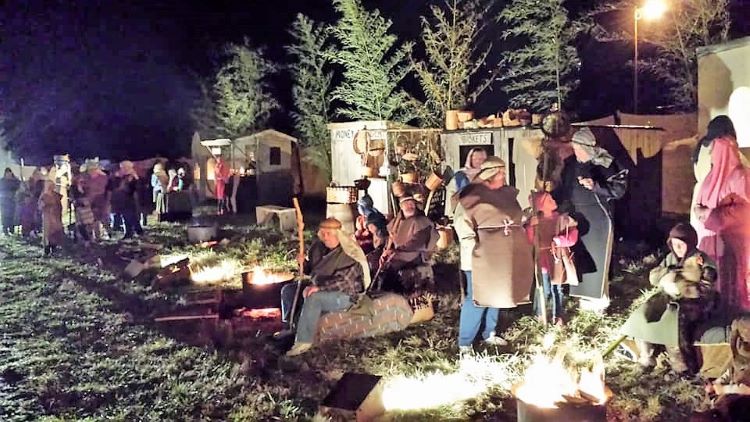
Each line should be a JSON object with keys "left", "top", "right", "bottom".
{"left": 378, "top": 196, "right": 438, "bottom": 297}
{"left": 282, "top": 217, "right": 369, "bottom": 357}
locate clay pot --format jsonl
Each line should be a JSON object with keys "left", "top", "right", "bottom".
{"left": 445, "top": 110, "right": 459, "bottom": 130}
{"left": 400, "top": 172, "right": 417, "bottom": 184}
{"left": 362, "top": 166, "right": 378, "bottom": 178}
{"left": 391, "top": 181, "right": 406, "bottom": 197}
{"left": 457, "top": 110, "right": 474, "bottom": 123}
{"left": 367, "top": 139, "right": 385, "bottom": 157}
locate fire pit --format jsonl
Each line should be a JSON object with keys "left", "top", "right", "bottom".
{"left": 241, "top": 267, "right": 294, "bottom": 310}
{"left": 513, "top": 352, "right": 612, "bottom": 422}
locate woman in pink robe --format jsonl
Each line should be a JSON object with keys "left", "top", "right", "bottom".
{"left": 694, "top": 137, "right": 750, "bottom": 314}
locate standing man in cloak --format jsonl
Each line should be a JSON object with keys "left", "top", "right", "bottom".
{"left": 454, "top": 156, "right": 534, "bottom": 346}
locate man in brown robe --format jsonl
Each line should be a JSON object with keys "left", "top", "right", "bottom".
{"left": 379, "top": 196, "right": 438, "bottom": 297}
{"left": 455, "top": 156, "right": 534, "bottom": 312}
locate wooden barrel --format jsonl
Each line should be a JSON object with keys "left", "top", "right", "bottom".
{"left": 326, "top": 203, "right": 356, "bottom": 234}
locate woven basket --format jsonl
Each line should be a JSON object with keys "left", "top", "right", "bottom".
{"left": 400, "top": 172, "right": 417, "bottom": 184}
{"left": 424, "top": 171, "right": 443, "bottom": 192}
{"left": 326, "top": 186, "right": 358, "bottom": 204}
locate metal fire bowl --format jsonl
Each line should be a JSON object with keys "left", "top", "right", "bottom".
{"left": 241, "top": 272, "right": 294, "bottom": 310}
{"left": 516, "top": 398, "right": 606, "bottom": 422}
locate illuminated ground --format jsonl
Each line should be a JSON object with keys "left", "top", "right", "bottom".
{"left": 0, "top": 221, "right": 709, "bottom": 421}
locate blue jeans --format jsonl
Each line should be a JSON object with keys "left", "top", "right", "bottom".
{"left": 458, "top": 271, "right": 499, "bottom": 347}
{"left": 532, "top": 272, "right": 564, "bottom": 319}
{"left": 280, "top": 281, "right": 311, "bottom": 323}
{"left": 295, "top": 291, "right": 353, "bottom": 344}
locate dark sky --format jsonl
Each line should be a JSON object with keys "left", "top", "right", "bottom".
{"left": 1, "top": 0, "right": 748, "bottom": 163}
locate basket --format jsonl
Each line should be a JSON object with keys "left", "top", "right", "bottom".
{"left": 391, "top": 181, "right": 406, "bottom": 198}
{"left": 367, "top": 139, "right": 385, "bottom": 157}
{"left": 457, "top": 110, "right": 474, "bottom": 122}
{"left": 326, "top": 186, "right": 358, "bottom": 204}
{"left": 445, "top": 110, "right": 459, "bottom": 130}
{"left": 400, "top": 172, "right": 417, "bottom": 184}
{"left": 361, "top": 166, "right": 378, "bottom": 178}
{"left": 424, "top": 171, "right": 444, "bottom": 192}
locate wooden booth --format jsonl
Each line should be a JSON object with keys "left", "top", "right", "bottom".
{"left": 191, "top": 130, "right": 300, "bottom": 212}
{"left": 328, "top": 121, "right": 442, "bottom": 218}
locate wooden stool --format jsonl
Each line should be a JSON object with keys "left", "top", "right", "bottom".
{"left": 255, "top": 205, "right": 297, "bottom": 231}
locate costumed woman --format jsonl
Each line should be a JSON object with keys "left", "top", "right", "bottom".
{"left": 694, "top": 135, "right": 750, "bottom": 314}
{"left": 550, "top": 127, "right": 628, "bottom": 312}
{"left": 214, "top": 156, "right": 230, "bottom": 215}
{"left": 84, "top": 159, "right": 111, "bottom": 239}
{"left": 151, "top": 163, "right": 168, "bottom": 221}
{"left": 38, "top": 179, "right": 64, "bottom": 255}
{"left": 444, "top": 147, "right": 488, "bottom": 217}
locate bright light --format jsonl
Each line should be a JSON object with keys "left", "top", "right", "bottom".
{"left": 728, "top": 87, "right": 750, "bottom": 148}
{"left": 639, "top": 0, "right": 667, "bottom": 20}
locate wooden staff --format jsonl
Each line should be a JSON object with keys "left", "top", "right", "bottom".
{"left": 533, "top": 146, "right": 550, "bottom": 326}
{"left": 289, "top": 197, "right": 305, "bottom": 329}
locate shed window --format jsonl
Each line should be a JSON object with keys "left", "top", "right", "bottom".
{"left": 270, "top": 147, "right": 281, "bottom": 165}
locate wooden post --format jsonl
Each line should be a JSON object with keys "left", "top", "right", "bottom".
{"left": 289, "top": 197, "right": 305, "bottom": 329}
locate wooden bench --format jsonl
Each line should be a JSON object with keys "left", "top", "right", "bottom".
{"left": 255, "top": 205, "right": 297, "bottom": 231}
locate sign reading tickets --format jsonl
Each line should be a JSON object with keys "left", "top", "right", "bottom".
{"left": 453, "top": 132, "right": 492, "bottom": 145}
{"left": 331, "top": 128, "right": 387, "bottom": 143}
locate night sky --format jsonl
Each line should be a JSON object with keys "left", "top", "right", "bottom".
{"left": 1, "top": 0, "right": 748, "bottom": 163}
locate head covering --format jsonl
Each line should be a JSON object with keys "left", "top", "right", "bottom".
{"left": 571, "top": 128, "right": 613, "bottom": 168}
{"left": 473, "top": 156, "right": 506, "bottom": 182}
{"left": 462, "top": 147, "right": 487, "bottom": 180}
{"left": 177, "top": 167, "right": 186, "bottom": 176}
{"left": 693, "top": 115, "right": 736, "bottom": 163}
{"left": 697, "top": 137, "right": 750, "bottom": 209}
{"left": 320, "top": 217, "right": 372, "bottom": 290}
{"left": 357, "top": 195, "right": 375, "bottom": 216}
{"left": 119, "top": 161, "right": 138, "bottom": 179}
{"left": 667, "top": 223, "right": 698, "bottom": 258}
{"left": 399, "top": 196, "right": 416, "bottom": 204}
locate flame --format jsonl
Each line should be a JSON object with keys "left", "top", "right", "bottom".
{"left": 190, "top": 259, "right": 243, "bottom": 284}
{"left": 241, "top": 308, "right": 281, "bottom": 319}
{"left": 248, "top": 267, "right": 292, "bottom": 285}
{"left": 515, "top": 345, "right": 608, "bottom": 409}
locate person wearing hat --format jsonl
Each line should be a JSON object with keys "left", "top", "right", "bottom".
{"left": 281, "top": 217, "right": 370, "bottom": 357}
{"left": 83, "top": 159, "right": 111, "bottom": 240}
{"left": 620, "top": 222, "right": 717, "bottom": 374}
{"left": 379, "top": 195, "right": 438, "bottom": 296}
{"left": 551, "top": 127, "right": 627, "bottom": 312}
{"left": 454, "top": 156, "right": 534, "bottom": 352}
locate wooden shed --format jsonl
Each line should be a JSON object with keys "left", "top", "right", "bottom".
{"left": 191, "top": 129, "right": 300, "bottom": 210}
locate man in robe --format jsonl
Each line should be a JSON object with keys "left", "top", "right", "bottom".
{"left": 454, "top": 156, "right": 534, "bottom": 346}
{"left": 283, "top": 218, "right": 369, "bottom": 357}
{"left": 379, "top": 196, "right": 438, "bottom": 297}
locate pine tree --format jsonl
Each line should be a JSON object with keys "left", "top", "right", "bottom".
{"left": 413, "top": 0, "right": 495, "bottom": 126}
{"left": 286, "top": 14, "right": 334, "bottom": 179}
{"left": 498, "top": 0, "right": 580, "bottom": 113}
{"left": 213, "top": 40, "right": 278, "bottom": 137}
{"left": 188, "top": 74, "right": 222, "bottom": 139}
{"left": 330, "top": 0, "right": 415, "bottom": 122}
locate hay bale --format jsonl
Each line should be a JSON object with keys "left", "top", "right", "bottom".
{"left": 315, "top": 293, "right": 413, "bottom": 344}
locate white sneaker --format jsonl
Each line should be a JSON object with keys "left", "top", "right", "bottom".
{"left": 459, "top": 345, "right": 474, "bottom": 357}
{"left": 285, "top": 342, "right": 313, "bottom": 357}
{"left": 484, "top": 333, "right": 508, "bottom": 346}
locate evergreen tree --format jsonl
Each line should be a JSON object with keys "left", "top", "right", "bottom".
{"left": 498, "top": 0, "right": 580, "bottom": 113}
{"left": 286, "top": 14, "right": 334, "bottom": 179}
{"left": 188, "top": 75, "right": 222, "bottom": 139}
{"left": 414, "top": 0, "right": 495, "bottom": 126}
{"left": 330, "top": 0, "right": 415, "bottom": 122}
{"left": 213, "top": 40, "right": 278, "bottom": 137}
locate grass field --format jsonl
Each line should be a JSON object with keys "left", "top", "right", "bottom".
{"left": 0, "top": 221, "right": 711, "bottom": 421}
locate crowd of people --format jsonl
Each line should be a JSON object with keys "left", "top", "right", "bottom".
{"left": 0, "top": 159, "right": 192, "bottom": 254}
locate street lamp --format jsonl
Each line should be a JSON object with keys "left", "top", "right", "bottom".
{"left": 634, "top": 0, "right": 667, "bottom": 114}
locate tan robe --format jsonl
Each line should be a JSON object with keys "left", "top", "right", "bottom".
{"left": 38, "top": 191, "right": 64, "bottom": 246}
{"left": 456, "top": 184, "right": 534, "bottom": 308}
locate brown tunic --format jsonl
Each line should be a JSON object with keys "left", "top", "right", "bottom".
{"left": 38, "top": 191, "right": 64, "bottom": 247}
{"left": 457, "top": 184, "right": 534, "bottom": 308}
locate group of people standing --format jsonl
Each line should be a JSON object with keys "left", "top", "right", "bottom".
{"left": 451, "top": 124, "right": 628, "bottom": 354}
{"left": 0, "top": 158, "right": 191, "bottom": 254}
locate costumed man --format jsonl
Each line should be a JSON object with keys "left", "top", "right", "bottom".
{"left": 52, "top": 154, "right": 72, "bottom": 226}
{"left": 379, "top": 196, "right": 438, "bottom": 298}
{"left": 551, "top": 127, "right": 628, "bottom": 312}
{"left": 38, "top": 180, "right": 64, "bottom": 255}
{"left": 283, "top": 218, "right": 369, "bottom": 357}
{"left": 83, "top": 159, "right": 110, "bottom": 240}
{"left": 0, "top": 168, "right": 21, "bottom": 235}
{"left": 454, "top": 156, "right": 534, "bottom": 350}
{"left": 109, "top": 161, "right": 143, "bottom": 239}
{"left": 621, "top": 223, "right": 717, "bottom": 374}
{"left": 702, "top": 317, "right": 750, "bottom": 421}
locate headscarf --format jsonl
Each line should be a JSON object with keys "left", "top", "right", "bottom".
{"left": 462, "top": 147, "right": 487, "bottom": 180}
{"left": 321, "top": 218, "right": 372, "bottom": 290}
{"left": 667, "top": 223, "right": 698, "bottom": 263}
{"left": 571, "top": 127, "right": 614, "bottom": 168}
{"left": 696, "top": 137, "right": 750, "bottom": 209}
{"left": 693, "top": 115, "right": 736, "bottom": 163}
{"left": 357, "top": 194, "right": 375, "bottom": 216}
{"left": 473, "top": 156, "right": 506, "bottom": 182}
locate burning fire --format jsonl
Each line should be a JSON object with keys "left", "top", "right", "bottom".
{"left": 190, "top": 258, "right": 243, "bottom": 285}
{"left": 247, "top": 267, "right": 293, "bottom": 285}
{"left": 515, "top": 334, "right": 608, "bottom": 409}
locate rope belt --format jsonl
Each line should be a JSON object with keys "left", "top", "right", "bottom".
{"left": 477, "top": 218, "right": 522, "bottom": 236}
